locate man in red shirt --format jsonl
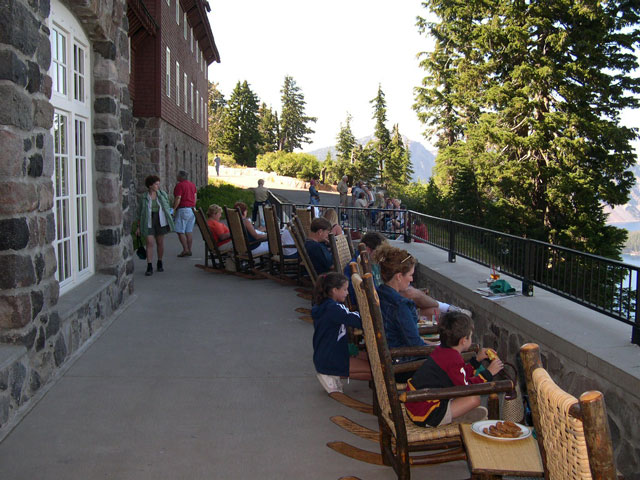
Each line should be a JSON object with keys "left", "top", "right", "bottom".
{"left": 173, "top": 170, "right": 197, "bottom": 257}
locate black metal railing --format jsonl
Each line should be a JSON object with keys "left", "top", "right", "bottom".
{"left": 266, "top": 192, "right": 640, "bottom": 345}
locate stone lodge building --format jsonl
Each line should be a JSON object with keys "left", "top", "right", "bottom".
{"left": 0, "top": 0, "right": 219, "bottom": 434}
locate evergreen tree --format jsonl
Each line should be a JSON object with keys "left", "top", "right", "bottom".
{"left": 220, "top": 81, "right": 262, "bottom": 166}
{"left": 353, "top": 143, "right": 379, "bottom": 185}
{"left": 278, "top": 75, "right": 317, "bottom": 152}
{"left": 207, "top": 82, "right": 226, "bottom": 154}
{"left": 385, "top": 124, "right": 413, "bottom": 192}
{"left": 370, "top": 85, "right": 392, "bottom": 185}
{"left": 336, "top": 113, "right": 356, "bottom": 162}
{"left": 258, "top": 103, "right": 279, "bottom": 154}
{"left": 415, "top": 1, "right": 640, "bottom": 257}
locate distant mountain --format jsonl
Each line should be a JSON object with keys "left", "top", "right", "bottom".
{"left": 306, "top": 136, "right": 436, "bottom": 182}
{"left": 604, "top": 163, "right": 640, "bottom": 229}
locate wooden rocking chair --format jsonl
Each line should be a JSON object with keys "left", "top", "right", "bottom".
{"left": 328, "top": 272, "right": 514, "bottom": 479}
{"left": 520, "top": 343, "right": 622, "bottom": 479}
{"left": 223, "top": 206, "right": 270, "bottom": 276}
{"left": 264, "top": 205, "right": 300, "bottom": 282}
{"left": 294, "top": 207, "right": 312, "bottom": 238}
{"left": 192, "top": 207, "right": 228, "bottom": 271}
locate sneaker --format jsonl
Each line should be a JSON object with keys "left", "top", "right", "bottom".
{"left": 316, "top": 373, "right": 343, "bottom": 394}
{"left": 455, "top": 406, "right": 488, "bottom": 423}
{"left": 145, "top": 263, "right": 153, "bottom": 276}
{"left": 449, "top": 305, "right": 472, "bottom": 318}
{"left": 156, "top": 260, "right": 164, "bottom": 272}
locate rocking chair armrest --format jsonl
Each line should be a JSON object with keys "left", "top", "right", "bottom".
{"left": 390, "top": 346, "right": 436, "bottom": 358}
{"left": 392, "top": 360, "right": 424, "bottom": 374}
{"left": 398, "top": 379, "right": 514, "bottom": 403}
{"left": 418, "top": 325, "right": 439, "bottom": 335}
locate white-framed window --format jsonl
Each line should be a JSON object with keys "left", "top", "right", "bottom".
{"left": 166, "top": 0, "right": 169, "bottom": 6}
{"left": 201, "top": 97, "right": 205, "bottom": 127}
{"left": 176, "top": 1, "right": 179, "bottom": 24}
{"left": 176, "top": 62, "right": 180, "bottom": 106}
{"left": 195, "top": 90, "right": 199, "bottom": 124}
{"left": 184, "top": 73, "right": 188, "bottom": 113}
{"left": 183, "top": 13, "right": 187, "bottom": 39}
{"left": 49, "top": 0, "right": 94, "bottom": 293}
{"left": 165, "top": 47, "right": 170, "bottom": 97}
{"left": 190, "top": 27, "right": 193, "bottom": 52}
{"left": 190, "top": 82, "right": 194, "bottom": 119}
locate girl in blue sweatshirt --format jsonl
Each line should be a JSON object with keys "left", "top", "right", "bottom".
{"left": 312, "top": 273, "right": 371, "bottom": 394}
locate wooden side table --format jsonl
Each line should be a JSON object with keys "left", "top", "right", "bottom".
{"left": 460, "top": 424, "right": 544, "bottom": 479}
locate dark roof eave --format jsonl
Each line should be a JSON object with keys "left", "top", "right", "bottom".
{"left": 193, "top": 0, "right": 220, "bottom": 63}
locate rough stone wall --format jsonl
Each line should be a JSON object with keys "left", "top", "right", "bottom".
{"left": 413, "top": 263, "right": 640, "bottom": 479}
{"left": 134, "top": 117, "right": 207, "bottom": 195}
{"left": 0, "top": 0, "right": 134, "bottom": 432}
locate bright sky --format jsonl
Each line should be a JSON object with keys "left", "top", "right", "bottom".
{"left": 206, "top": 1, "right": 638, "bottom": 155}
{"left": 206, "top": 0, "right": 433, "bottom": 151}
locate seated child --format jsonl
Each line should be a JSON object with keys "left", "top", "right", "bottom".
{"left": 312, "top": 272, "right": 371, "bottom": 394}
{"left": 405, "top": 311, "right": 503, "bottom": 427}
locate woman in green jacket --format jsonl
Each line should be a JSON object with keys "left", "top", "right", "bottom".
{"left": 136, "top": 175, "right": 175, "bottom": 276}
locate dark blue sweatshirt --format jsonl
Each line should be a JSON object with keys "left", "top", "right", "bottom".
{"left": 312, "top": 299, "right": 362, "bottom": 377}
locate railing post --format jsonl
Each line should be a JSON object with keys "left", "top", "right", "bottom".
{"left": 522, "top": 239, "right": 534, "bottom": 296}
{"left": 404, "top": 210, "right": 411, "bottom": 243}
{"left": 448, "top": 220, "right": 456, "bottom": 263}
{"left": 633, "top": 270, "right": 640, "bottom": 346}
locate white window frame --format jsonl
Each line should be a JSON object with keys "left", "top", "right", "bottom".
{"left": 176, "top": 62, "right": 180, "bottom": 106}
{"left": 190, "top": 27, "right": 193, "bottom": 52}
{"left": 183, "top": 12, "right": 187, "bottom": 39}
{"left": 176, "top": 1, "right": 179, "bottom": 24}
{"left": 184, "top": 73, "right": 188, "bottom": 113}
{"left": 165, "top": 47, "right": 170, "bottom": 97}
{"left": 190, "top": 82, "right": 194, "bottom": 119}
{"left": 166, "top": 0, "right": 169, "bottom": 6}
{"left": 196, "top": 90, "right": 199, "bottom": 125}
{"left": 49, "top": 0, "right": 94, "bottom": 294}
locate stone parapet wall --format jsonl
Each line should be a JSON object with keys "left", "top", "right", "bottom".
{"left": 0, "top": 0, "right": 134, "bottom": 434}
{"left": 410, "top": 251, "right": 640, "bottom": 478}
{"left": 134, "top": 117, "right": 207, "bottom": 196}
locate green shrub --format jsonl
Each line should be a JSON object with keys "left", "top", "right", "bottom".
{"left": 196, "top": 179, "right": 255, "bottom": 218}
{"left": 255, "top": 151, "right": 321, "bottom": 180}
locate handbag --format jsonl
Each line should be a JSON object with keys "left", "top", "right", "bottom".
{"left": 501, "top": 361, "right": 525, "bottom": 423}
{"left": 135, "top": 234, "right": 147, "bottom": 260}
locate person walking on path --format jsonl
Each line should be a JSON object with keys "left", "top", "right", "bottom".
{"left": 252, "top": 179, "right": 270, "bottom": 226}
{"left": 337, "top": 175, "right": 349, "bottom": 207}
{"left": 137, "top": 175, "right": 175, "bottom": 276}
{"left": 173, "top": 170, "right": 197, "bottom": 257}
{"left": 214, "top": 154, "right": 221, "bottom": 176}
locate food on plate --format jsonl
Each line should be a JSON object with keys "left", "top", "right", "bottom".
{"left": 482, "top": 420, "right": 522, "bottom": 438}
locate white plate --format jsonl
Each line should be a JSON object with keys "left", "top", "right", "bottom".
{"left": 471, "top": 420, "right": 531, "bottom": 441}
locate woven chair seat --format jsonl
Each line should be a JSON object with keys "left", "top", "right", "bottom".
{"left": 238, "top": 251, "right": 269, "bottom": 260}
{"left": 380, "top": 406, "right": 460, "bottom": 443}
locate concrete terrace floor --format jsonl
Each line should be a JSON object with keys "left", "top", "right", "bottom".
{"left": 0, "top": 234, "right": 470, "bottom": 479}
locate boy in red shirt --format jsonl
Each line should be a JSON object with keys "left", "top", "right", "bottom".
{"left": 405, "top": 311, "right": 503, "bottom": 426}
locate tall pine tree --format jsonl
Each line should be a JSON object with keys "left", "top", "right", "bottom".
{"left": 258, "top": 103, "right": 279, "bottom": 154}
{"left": 386, "top": 124, "right": 413, "bottom": 192}
{"left": 415, "top": 1, "right": 640, "bottom": 256}
{"left": 336, "top": 113, "right": 356, "bottom": 162}
{"left": 221, "top": 81, "right": 261, "bottom": 167}
{"left": 207, "top": 82, "right": 226, "bottom": 154}
{"left": 279, "top": 75, "right": 317, "bottom": 152}
{"left": 370, "top": 85, "right": 391, "bottom": 185}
